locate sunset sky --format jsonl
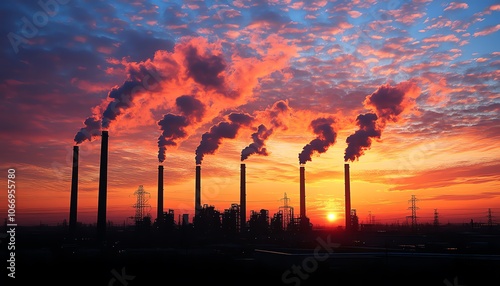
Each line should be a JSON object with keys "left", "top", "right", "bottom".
{"left": 1, "top": 0, "right": 499, "bottom": 227}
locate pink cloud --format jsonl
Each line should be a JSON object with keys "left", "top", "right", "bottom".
{"left": 348, "top": 10, "right": 362, "bottom": 18}
{"left": 444, "top": 2, "right": 469, "bottom": 11}
{"left": 473, "top": 24, "right": 500, "bottom": 37}
{"left": 489, "top": 4, "right": 500, "bottom": 11}
{"left": 422, "top": 34, "right": 460, "bottom": 43}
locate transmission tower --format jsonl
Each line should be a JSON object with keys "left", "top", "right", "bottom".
{"left": 433, "top": 209, "right": 439, "bottom": 227}
{"left": 131, "top": 185, "right": 151, "bottom": 223}
{"left": 279, "top": 192, "right": 294, "bottom": 230}
{"left": 407, "top": 195, "right": 419, "bottom": 229}
{"left": 487, "top": 208, "right": 493, "bottom": 227}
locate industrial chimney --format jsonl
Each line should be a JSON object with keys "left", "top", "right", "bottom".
{"left": 240, "top": 163, "right": 246, "bottom": 230}
{"left": 157, "top": 165, "right": 164, "bottom": 225}
{"left": 195, "top": 165, "right": 201, "bottom": 216}
{"left": 69, "top": 145, "right": 79, "bottom": 237}
{"left": 97, "top": 130, "right": 108, "bottom": 242}
{"left": 300, "top": 165, "right": 306, "bottom": 219}
{"left": 344, "top": 163, "right": 351, "bottom": 232}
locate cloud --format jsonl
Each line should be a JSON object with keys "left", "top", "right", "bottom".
{"left": 388, "top": 162, "right": 500, "bottom": 191}
{"left": 473, "top": 24, "right": 500, "bottom": 37}
{"left": 444, "top": 2, "right": 469, "bottom": 11}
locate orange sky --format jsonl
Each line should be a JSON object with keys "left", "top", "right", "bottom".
{"left": 1, "top": 1, "right": 499, "bottom": 227}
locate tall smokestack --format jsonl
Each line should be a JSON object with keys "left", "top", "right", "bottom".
{"left": 69, "top": 145, "right": 79, "bottom": 237}
{"left": 97, "top": 130, "right": 108, "bottom": 242}
{"left": 157, "top": 165, "right": 164, "bottom": 225}
{"left": 240, "top": 163, "right": 246, "bottom": 230}
{"left": 195, "top": 165, "right": 201, "bottom": 216}
{"left": 300, "top": 165, "right": 306, "bottom": 219}
{"left": 344, "top": 163, "right": 351, "bottom": 232}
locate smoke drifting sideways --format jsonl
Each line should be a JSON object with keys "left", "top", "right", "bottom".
{"left": 158, "top": 95, "right": 206, "bottom": 163}
{"left": 241, "top": 100, "right": 291, "bottom": 161}
{"left": 298, "top": 117, "right": 337, "bottom": 165}
{"left": 73, "top": 35, "right": 296, "bottom": 146}
{"left": 74, "top": 116, "right": 102, "bottom": 144}
{"left": 195, "top": 113, "right": 254, "bottom": 165}
{"left": 344, "top": 81, "right": 420, "bottom": 162}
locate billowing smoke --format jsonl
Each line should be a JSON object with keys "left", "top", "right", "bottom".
{"left": 195, "top": 113, "right": 254, "bottom": 165}
{"left": 74, "top": 116, "right": 102, "bottom": 144}
{"left": 298, "top": 117, "right": 337, "bottom": 164}
{"left": 158, "top": 95, "right": 206, "bottom": 163}
{"left": 185, "top": 46, "right": 226, "bottom": 89}
{"left": 344, "top": 113, "right": 381, "bottom": 162}
{"left": 241, "top": 100, "right": 291, "bottom": 161}
{"left": 344, "top": 81, "right": 420, "bottom": 162}
{"left": 241, "top": 124, "right": 273, "bottom": 161}
{"left": 73, "top": 35, "right": 296, "bottom": 146}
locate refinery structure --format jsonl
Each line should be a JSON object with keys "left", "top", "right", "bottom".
{"left": 67, "top": 129, "right": 369, "bottom": 243}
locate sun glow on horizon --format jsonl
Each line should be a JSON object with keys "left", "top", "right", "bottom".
{"left": 327, "top": 212, "right": 336, "bottom": 222}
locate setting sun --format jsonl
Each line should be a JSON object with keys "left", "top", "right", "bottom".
{"left": 327, "top": 213, "right": 336, "bottom": 222}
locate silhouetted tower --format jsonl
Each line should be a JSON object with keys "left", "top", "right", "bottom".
{"left": 279, "top": 192, "right": 294, "bottom": 230}
{"left": 240, "top": 163, "right": 246, "bottom": 231}
{"left": 97, "top": 130, "right": 108, "bottom": 242}
{"left": 131, "top": 185, "right": 151, "bottom": 224}
{"left": 157, "top": 165, "right": 164, "bottom": 225}
{"left": 407, "top": 195, "right": 419, "bottom": 229}
{"left": 69, "top": 146, "right": 79, "bottom": 237}
{"left": 487, "top": 208, "right": 493, "bottom": 227}
{"left": 351, "top": 209, "right": 359, "bottom": 231}
{"left": 344, "top": 163, "right": 351, "bottom": 232}
{"left": 195, "top": 165, "right": 201, "bottom": 216}
{"left": 299, "top": 165, "right": 306, "bottom": 219}
{"left": 433, "top": 209, "right": 439, "bottom": 227}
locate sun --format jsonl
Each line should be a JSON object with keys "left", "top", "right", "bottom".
{"left": 327, "top": 212, "right": 336, "bottom": 222}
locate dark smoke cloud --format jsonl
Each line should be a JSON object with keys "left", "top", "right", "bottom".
{"left": 364, "top": 83, "right": 408, "bottom": 123}
{"left": 176, "top": 95, "right": 206, "bottom": 122}
{"left": 344, "top": 81, "right": 420, "bottom": 162}
{"left": 185, "top": 46, "right": 226, "bottom": 89}
{"left": 241, "top": 124, "right": 273, "bottom": 161}
{"left": 74, "top": 116, "right": 102, "bottom": 144}
{"left": 240, "top": 100, "right": 291, "bottom": 161}
{"left": 158, "top": 95, "right": 206, "bottom": 163}
{"left": 102, "top": 80, "right": 142, "bottom": 129}
{"left": 344, "top": 113, "right": 381, "bottom": 162}
{"left": 195, "top": 113, "right": 254, "bottom": 165}
{"left": 298, "top": 117, "right": 337, "bottom": 164}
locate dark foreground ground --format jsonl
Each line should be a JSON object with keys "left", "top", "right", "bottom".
{"left": 2, "top": 224, "right": 500, "bottom": 285}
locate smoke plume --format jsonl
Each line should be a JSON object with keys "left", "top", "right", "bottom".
{"left": 344, "top": 81, "right": 420, "bottom": 162}
{"left": 344, "top": 113, "right": 381, "bottom": 162}
{"left": 195, "top": 113, "right": 254, "bottom": 165}
{"left": 298, "top": 117, "right": 337, "bottom": 164}
{"left": 240, "top": 100, "right": 291, "bottom": 161}
{"left": 158, "top": 95, "right": 206, "bottom": 163}
{"left": 185, "top": 46, "right": 226, "bottom": 89}
{"left": 74, "top": 116, "right": 102, "bottom": 144}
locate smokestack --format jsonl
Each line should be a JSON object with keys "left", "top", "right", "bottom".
{"left": 240, "top": 163, "right": 246, "bottom": 230}
{"left": 300, "top": 165, "right": 306, "bottom": 219}
{"left": 195, "top": 165, "right": 201, "bottom": 216}
{"left": 344, "top": 163, "right": 351, "bottom": 232}
{"left": 157, "top": 165, "right": 164, "bottom": 225}
{"left": 97, "top": 130, "right": 108, "bottom": 242}
{"left": 69, "top": 145, "right": 79, "bottom": 237}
